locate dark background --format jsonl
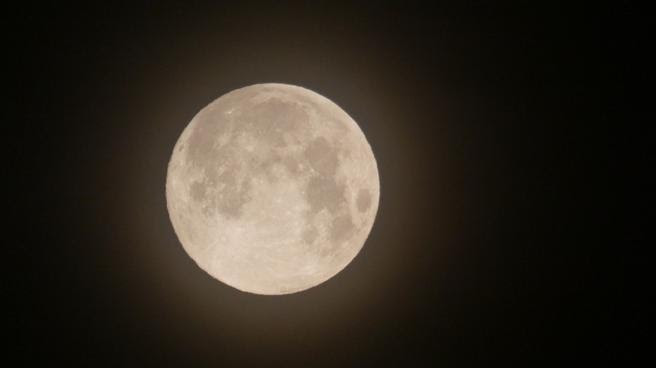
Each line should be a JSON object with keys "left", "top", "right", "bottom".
{"left": 9, "top": 1, "right": 621, "bottom": 366}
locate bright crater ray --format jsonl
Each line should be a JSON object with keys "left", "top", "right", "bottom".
{"left": 166, "top": 83, "right": 379, "bottom": 295}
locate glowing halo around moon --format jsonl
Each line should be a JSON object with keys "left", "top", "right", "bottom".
{"left": 165, "top": 83, "right": 380, "bottom": 295}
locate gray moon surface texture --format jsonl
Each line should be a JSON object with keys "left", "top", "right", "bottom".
{"left": 166, "top": 83, "right": 380, "bottom": 295}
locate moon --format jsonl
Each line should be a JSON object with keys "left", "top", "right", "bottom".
{"left": 166, "top": 83, "right": 380, "bottom": 295}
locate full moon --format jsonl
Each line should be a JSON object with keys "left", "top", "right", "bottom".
{"left": 166, "top": 83, "right": 380, "bottom": 295}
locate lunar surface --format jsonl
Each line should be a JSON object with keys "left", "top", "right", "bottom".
{"left": 166, "top": 83, "right": 379, "bottom": 295}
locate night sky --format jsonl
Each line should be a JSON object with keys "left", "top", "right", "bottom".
{"left": 10, "top": 2, "right": 621, "bottom": 365}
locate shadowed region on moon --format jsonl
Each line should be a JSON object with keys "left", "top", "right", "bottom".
{"left": 357, "top": 189, "right": 372, "bottom": 212}
{"left": 166, "top": 83, "right": 379, "bottom": 295}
